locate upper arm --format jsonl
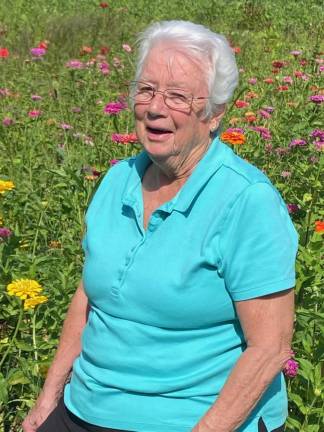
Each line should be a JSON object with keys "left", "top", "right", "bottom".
{"left": 235, "top": 288, "right": 295, "bottom": 354}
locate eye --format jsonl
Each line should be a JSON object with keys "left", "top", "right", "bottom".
{"left": 167, "top": 91, "right": 190, "bottom": 103}
{"left": 137, "top": 84, "right": 154, "bottom": 94}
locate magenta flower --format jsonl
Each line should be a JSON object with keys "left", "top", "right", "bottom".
{"left": 319, "top": 65, "right": 324, "bottom": 73}
{"left": 310, "top": 129, "right": 324, "bottom": 141}
{"left": 284, "top": 358, "right": 299, "bottom": 378}
{"left": 262, "top": 106, "right": 275, "bottom": 113}
{"left": 314, "top": 141, "right": 324, "bottom": 151}
{"left": 2, "top": 117, "right": 14, "bottom": 126}
{"left": 250, "top": 126, "right": 272, "bottom": 141}
{"left": 28, "top": 110, "right": 41, "bottom": 118}
{"left": 104, "top": 101, "right": 126, "bottom": 115}
{"left": 31, "top": 94, "right": 42, "bottom": 101}
{"left": 110, "top": 159, "right": 119, "bottom": 166}
{"left": 65, "top": 59, "right": 85, "bottom": 69}
{"left": 30, "top": 47, "right": 46, "bottom": 57}
{"left": 287, "top": 203, "right": 300, "bottom": 214}
{"left": 0, "top": 227, "right": 12, "bottom": 239}
{"left": 289, "top": 138, "right": 307, "bottom": 148}
{"left": 258, "top": 109, "right": 271, "bottom": 119}
{"left": 309, "top": 95, "right": 324, "bottom": 104}
{"left": 99, "top": 61, "right": 110, "bottom": 75}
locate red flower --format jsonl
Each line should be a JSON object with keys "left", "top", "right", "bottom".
{"left": 99, "top": 2, "right": 109, "bottom": 7}
{"left": 38, "top": 41, "right": 48, "bottom": 49}
{"left": 232, "top": 47, "right": 241, "bottom": 54}
{"left": 299, "top": 59, "right": 308, "bottom": 67}
{"left": 0, "top": 48, "right": 9, "bottom": 58}
{"left": 235, "top": 100, "right": 249, "bottom": 108}
{"left": 315, "top": 221, "right": 324, "bottom": 233}
{"left": 100, "top": 46, "right": 110, "bottom": 55}
{"left": 277, "top": 85, "right": 289, "bottom": 92}
{"left": 263, "top": 78, "right": 274, "bottom": 84}
{"left": 272, "top": 60, "right": 285, "bottom": 68}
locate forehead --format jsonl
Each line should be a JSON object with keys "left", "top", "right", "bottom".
{"left": 140, "top": 43, "right": 208, "bottom": 89}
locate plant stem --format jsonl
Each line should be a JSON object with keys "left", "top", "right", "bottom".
{"left": 0, "top": 308, "right": 23, "bottom": 370}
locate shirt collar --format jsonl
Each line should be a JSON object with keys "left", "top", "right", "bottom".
{"left": 122, "top": 136, "right": 228, "bottom": 214}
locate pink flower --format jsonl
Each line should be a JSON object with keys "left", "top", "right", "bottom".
{"left": 0, "top": 88, "right": 10, "bottom": 97}
{"left": 284, "top": 358, "right": 299, "bottom": 378}
{"left": 289, "top": 138, "right": 307, "bottom": 148}
{"left": 248, "top": 78, "right": 257, "bottom": 85}
{"left": 250, "top": 126, "right": 272, "bottom": 141}
{"left": 60, "top": 123, "right": 73, "bottom": 130}
{"left": 319, "top": 65, "right": 324, "bottom": 73}
{"left": 2, "top": 117, "right": 14, "bottom": 126}
{"left": 122, "top": 44, "right": 132, "bottom": 53}
{"left": 283, "top": 76, "right": 293, "bottom": 85}
{"left": 111, "top": 132, "right": 138, "bottom": 143}
{"left": 0, "top": 227, "right": 12, "bottom": 239}
{"left": 99, "top": 61, "right": 110, "bottom": 75}
{"left": 314, "top": 141, "right": 324, "bottom": 151}
{"left": 110, "top": 159, "right": 119, "bottom": 166}
{"left": 28, "top": 110, "right": 41, "bottom": 118}
{"left": 262, "top": 106, "right": 275, "bottom": 113}
{"left": 281, "top": 171, "right": 291, "bottom": 178}
{"left": 290, "top": 50, "right": 302, "bottom": 57}
{"left": 31, "top": 94, "right": 42, "bottom": 101}
{"left": 104, "top": 101, "right": 126, "bottom": 115}
{"left": 258, "top": 109, "right": 271, "bottom": 119}
{"left": 65, "top": 59, "right": 85, "bottom": 69}
{"left": 30, "top": 47, "right": 46, "bottom": 57}
{"left": 71, "top": 107, "right": 82, "bottom": 113}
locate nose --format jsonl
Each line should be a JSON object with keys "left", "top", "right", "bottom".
{"left": 147, "top": 91, "right": 168, "bottom": 117}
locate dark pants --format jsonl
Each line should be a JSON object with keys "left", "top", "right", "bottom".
{"left": 37, "top": 397, "right": 285, "bottom": 432}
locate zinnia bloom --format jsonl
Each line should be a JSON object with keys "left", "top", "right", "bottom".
{"left": 30, "top": 47, "right": 46, "bottom": 57}
{"left": 315, "top": 221, "right": 324, "bottom": 232}
{"left": 0, "top": 48, "right": 9, "bottom": 58}
{"left": 104, "top": 101, "right": 126, "bottom": 115}
{"left": 281, "top": 171, "right": 291, "bottom": 178}
{"left": 24, "top": 295, "right": 48, "bottom": 310}
{"left": 122, "top": 44, "right": 132, "bottom": 53}
{"left": 0, "top": 180, "right": 15, "bottom": 194}
{"left": 99, "top": 2, "right": 109, "bottom": 7}
{"left": 2, "top": 117, "right": 14, "bottom": 126}
{"left": 250, "top": 126, "right": 272, "bottom": 141}
{"left": 31, "top": 94, "right": 42, "bottom": 101}
{"left": 235, "top": 100, "right": 249, "bottom": 108}
{"left": 65, "top": 59, "right": 85, "bottom": 69}
{"left": 110, "top": 159, "right": 119, "bottom": 166}
{"left": 28, "top": 110, "right": 41, "bottom": 118}
{"left": 290, "top": 50, "right": 302, "bottom": 57}
{"left": 309, "top": 95, "right": 324, "bottom": 104}
{"left": 283, "top": 358, "right": 299, "bottom": 378}
{"left": 220, "top": 131, "right": 245, "bottom": 145}
{"left": 287, "top": 203, "right": 299, "bottom": 214}
{"left": 0, "top": 227, "right": 12, "bottom": 239}
{"left": 7, "top": 279, "right": 43, "bottom": 300}
{"left": 111, "top": 133, "right": 138, "bottom": 143}
{"left": 272, "top": 60, "right": 285, "bottom": 68}
{"left": 289, "top": 139, "right": 307, "bottom": 148}
{"left": 248, "top": 78, "right": 257, "bottom": 85}
{"left": 263, "top": 78, "right": 274, "bottom": 84}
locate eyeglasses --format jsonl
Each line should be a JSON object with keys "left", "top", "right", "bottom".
{"left": 128, "top": 81, "right": 209, "bottom": 110}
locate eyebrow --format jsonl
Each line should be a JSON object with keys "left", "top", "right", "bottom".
{"left": 139, "top": 78, "right": 191, "bottom": 89}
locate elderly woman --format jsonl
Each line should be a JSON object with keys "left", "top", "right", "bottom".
{"left": 23, "top": 20, "right": 298, "bottom": 432}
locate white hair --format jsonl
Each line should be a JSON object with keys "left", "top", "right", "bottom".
{"left": 134, "top": 20, "right": 239, "bottom": 118}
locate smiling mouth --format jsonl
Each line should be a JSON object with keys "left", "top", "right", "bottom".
{"left": 146, "top": 126, "right": 173, "bottom": 135}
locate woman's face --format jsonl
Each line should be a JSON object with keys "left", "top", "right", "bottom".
{"left": 134, "top": 43, "right": 222, "bottom": 163}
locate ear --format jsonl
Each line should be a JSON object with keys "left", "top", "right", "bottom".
{"left": 209, "top": 104, "right": 226, "bottom": 133}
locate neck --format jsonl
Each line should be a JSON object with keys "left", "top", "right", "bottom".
{"left": 148, "top": 137, "right": 212, "bottom": 185}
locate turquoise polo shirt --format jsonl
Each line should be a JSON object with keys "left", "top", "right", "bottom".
{"left": 64, "top": 137, "right": 299, "bottom": 432}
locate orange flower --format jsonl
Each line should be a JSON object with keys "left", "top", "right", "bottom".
{"left": 315, "top": 221, "right": 324, "bottom": 233}
{"left": 80, "top": 46, "right": 92, "bottom": 55}
{"left": 221, "top": 131, "right": 245, "bottom": 145}
{"left": 244, "top": 111, "right": 256, "bottom": 123}
{"left": 245, "top": 91, "right": 259, "bottom": 99}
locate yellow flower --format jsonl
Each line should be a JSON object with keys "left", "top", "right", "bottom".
{"left": 7, "top": 279, "right": 43, "bottom": 300}
{"left": 0, "top": 180, "right": 15, "bottom": 194}
{"left": 0, "top": 215, "right": 3, "bottom": 226}
{"left": 24, "top": 295, "right": 48, "bottom": 310}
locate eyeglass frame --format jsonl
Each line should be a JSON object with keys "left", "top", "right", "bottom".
{"left": 127, "top": 80, "right": 210, "bottom": 111}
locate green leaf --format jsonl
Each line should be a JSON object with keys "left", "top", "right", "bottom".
{"left": 7, "top": 370, "right": 30, "bottom": 386}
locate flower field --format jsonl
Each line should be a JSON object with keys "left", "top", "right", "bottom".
{"left": 0, "top": 0, "right": 323, "bottom": 430}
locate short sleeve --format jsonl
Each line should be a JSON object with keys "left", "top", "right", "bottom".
{"left": 218, "top": 182, "right": 299, "bottom": 301}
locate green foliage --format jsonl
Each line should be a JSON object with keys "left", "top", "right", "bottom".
{"left": 0, "top": 1, "right": 323, "bottom": 431}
